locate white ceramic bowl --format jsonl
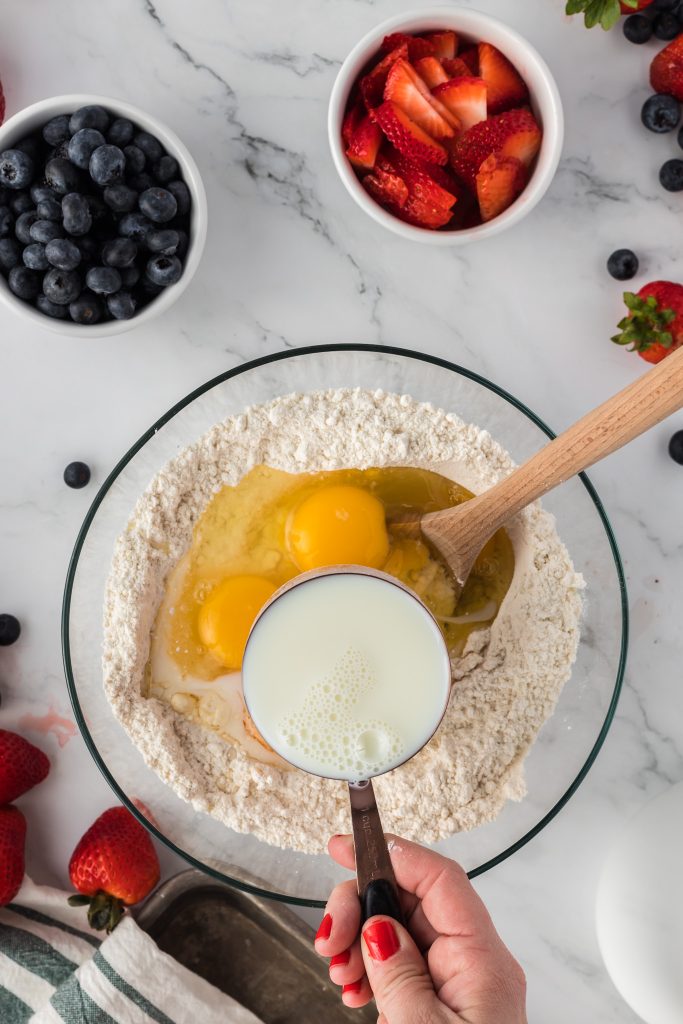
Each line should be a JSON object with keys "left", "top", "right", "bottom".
{"left": 0, "top": 94, "right": 207, "bottom": 337}
{"left": 328, "top": 7, "right": 564, "bottom": 245}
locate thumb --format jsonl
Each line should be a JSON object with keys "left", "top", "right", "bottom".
{"left": 361, "top": 916, "right": 449, "bottom": 1024}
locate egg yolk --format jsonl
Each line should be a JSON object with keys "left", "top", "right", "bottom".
{"left": 198, "top": 576, "right": 277, "bottom": 670}
{"left": 287, "top": 484, "right": 390, "bottom": 572}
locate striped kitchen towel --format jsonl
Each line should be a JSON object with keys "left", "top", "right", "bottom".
{"left": 0, "top": 877, "right": 263, "bottom": 1024}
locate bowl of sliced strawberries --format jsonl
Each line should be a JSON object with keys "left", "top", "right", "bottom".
{"left": 329, "top": 7, "right": 563, "bottom": 242}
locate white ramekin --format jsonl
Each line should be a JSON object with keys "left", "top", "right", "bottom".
{"left": 0, "top": 94, "right": 207, "bottom": 337}
{"left": 328, "top": 7, "right": 564, "bottom": 245}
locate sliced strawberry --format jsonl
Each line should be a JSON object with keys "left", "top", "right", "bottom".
{"left": 476, "top": 153, "right": 527, "bottom": 221}
{"left": 397, "top": 194, "right": 455, "bottom": 229}
{"left": 458, "top": 47, "right": 479, "bottom": 75}
{"left": 380, "top": 33, "right": 435, "bottom": 61}
{"left": 441, "top": 57, "right": 473, "bottom": 78}
{"left": 363, "top": 165, "right": 410, "bottom": 209}
{"left": 342, "top": 100, "right": 364, "bottom": 147}
{"left": 375, "top": 102, "right": 448, "bottom": 166}
{"left": 433, "top": 77, "right": 487, "bottom": 131}
{"left": 384, "top": 59, "right": 455, "bottom": 139}
{"left": 359, "top": 43, "right": 409, "bottom": 111}
{"left": 345, "top": 114, "right": 383, "bottom": 170}
{"left": 478, "top": 42, "right": 528, "bottom": 114}
{"left": 423, "top": 31, "right": 457, "bottom": 60}
{"left": 413, "top": 56, "right": 449, "bottom": 89}
{"left": 449, "top": 108, "right": 541, "bottom": 188}
{"left": 378, "top": 150, "right": 458, "bottom": 210}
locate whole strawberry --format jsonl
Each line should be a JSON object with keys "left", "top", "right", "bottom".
{"left": 612, "top": 281, "right": 683, "bottom": 363}
{"left": 68, "top": 806, "right": 160, "bottom": 932}
{"left": 0, "top": 806, "right": 27, "bottom": 906}
{"left": 651, "top": 35, "right": 683, "bottom": 101}
{"left": 0, "top": 729, "right": 50, "bottom": 804}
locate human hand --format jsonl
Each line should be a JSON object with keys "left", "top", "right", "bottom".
{"left": 314, "top": 834, "right": 527, "bottom": 1024}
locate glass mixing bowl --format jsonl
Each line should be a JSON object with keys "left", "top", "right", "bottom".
{"left": 62, "top": 346, "right": 627, "bottom": 907}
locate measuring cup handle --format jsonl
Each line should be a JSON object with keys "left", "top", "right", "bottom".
{"left": 348, "top": 779, "right": 405, "bottom": 926}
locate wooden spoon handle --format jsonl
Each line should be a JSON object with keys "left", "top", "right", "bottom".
{"left": 443, "top": 345, "right": 683, "bottom": 543}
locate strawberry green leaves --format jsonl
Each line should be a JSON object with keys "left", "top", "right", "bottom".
{"left": 566, "top": 0, "right": 638, "bottom": 31}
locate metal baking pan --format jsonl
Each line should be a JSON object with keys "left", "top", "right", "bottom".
{"left": 136, "top": 870, "right": 375, "bottom": 1023}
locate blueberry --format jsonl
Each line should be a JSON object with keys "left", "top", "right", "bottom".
{"left": 103, "top": 183, "right": 137, "bottom": 213}
{"left": 36, "top": 294, "right": 69, "bottom": 319}
{"left": 642, "top": 94, "right": 680, "bottom": 132}
{"left": 30, "top": 219, "right": 64, "bottom": 243}
{"left": 153, "top": 154, "right": 179, "bottom": 183}
{"left": 102, "top": 237, "right": 137, "bottom": 267}
{"left": 108, "top": 118, "right": 134, "bottom": 147}
{"left": 8, "top": 265, "right": 41, "bottom": 300}
{"left": 138, "top": 186, "right": 177, "bottom": 224}
{"left": 653, "top": 0, "right": 677, "bottom": 9}
{"left": 128, "top": 172, "right": 154, "bottom": 193}
{"left": 63, "top": 461, "right": 91, "bottom": 487}
{"left": 0, "top": 206, "right": 12, "bottom": 237}
{"left": 0, "top": 614, "right": 21, "bottom": 646}
{"left": 119, "top": 211, "right": 153, "bottom": 243}
{"left": 62, "top": 192, "right": 92, "bottom": 236}
{"left": 607, "top": 249, "right": 639, "bottom": 281}
{"left": 147, "top": 228, "right": 179, "bottom": 254}
{"left": 69, "top": 291, "right": 102, "bottom": 325}
{"left": 22, "top": 243, "right": 49, "bottom": 270}
{"left": 36, "top": 198, "right": 62, "bottom": 220}
{"left": 654, "top": 11, "right": 681, "bottom": 38}
{"left": 45, "top": 157, "right": 82, "bottom": 194}
{"left": 0, "top": 149, "right": 34, "bottom": 190}
{"left": 107, "top": 290, "right": 137, "bottom": 319}
{"left": 140, "top": 276, "right": 165, "bottom": 297}
{"left": 89, "top": 144, "right": 125, "bottom": 186}
{"left": 134, "top": 131, "right": 163, "bottom": 163}
{"left": 119, "top": 264, "right": 140, "bottom": 287}
{"left": 67, "top": 128, "right": 106, "bottom": 169}
{"left": 86, "top": 265, "right": 122, "bottom": 294}
{"left": 15, "top": 210, "right": 39, "bottom": 245}
{"left": 669, "top": 429, "right": 683, "bottom": 463}
{"left": 45, "top": 237, "right": 81, "bottom": 271}
{"left": 660, "top": 157, "right": 683, "bottom": 190}
{"left": 623, "top": 13, "right": 653, "bottom": 43}
{"left": 15, "top": 135, "right": 42, "bottom": 162}
{"left": 146, "top": 253, "right": 182, "bottom": 286}
{"left": 30, "top": 184, "right": 58, "bottom": 205}
{"left": 122, "top": 144, "right": 145, "bottom": 175}
{"left": 0, "top": 238, "right": 21, "bottom": 271}
{"left": 47, "top": 140, "right": 71, "bottom": 162}
{"left": 175, "top": 229, "right": 189, "bottom": 258}
{"left": 42, "top": 267, "right": 82, "bottom": 305}
{"left": 69, "top": 105, "right": 109, "bottom": 134}
{"left": 76, "top": 236, "right": 102, "bottom": 262}
{"left": 166, "top": 179, "right": 191, "bottom": 216}
{"left": 11, "top": 197, "right": 33, "bottom": 222}
{"left": 42, "top": 114, "right": 71, "bottom": 146}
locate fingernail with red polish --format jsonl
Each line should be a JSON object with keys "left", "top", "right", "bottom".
{"left": 343, "top": 980, "right": 363, "bottom": 994}
{"left": 363, "top": 920, "right": 400, "bottom": 961}
{"left": 330, "top": 948, "right": 350, "bottom": 968}
{"left": 315, "top": 913, "right": 332, "bottom": 942}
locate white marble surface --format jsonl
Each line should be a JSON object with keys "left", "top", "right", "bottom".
{"left": 1, "top": 1, "right": 682, "bottom": 1021}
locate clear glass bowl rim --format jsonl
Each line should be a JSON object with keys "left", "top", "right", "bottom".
{"left": 61, "top": 343, "right": 629, "bottom": 908}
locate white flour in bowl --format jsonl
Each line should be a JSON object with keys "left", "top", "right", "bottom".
{"left": 103, "top": 388, "right": 583, "bottom": 853}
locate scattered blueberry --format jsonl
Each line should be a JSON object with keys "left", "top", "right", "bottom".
{"left": 36, "top": 294, "right": 69, "bottom": 319}
{"left": 119, "top": 264, "right": 140, "bottom": 287}
{"left": 0, "top": 238, "right": 21, "bottom": 271}
{"left": 102, "top": 237, "right": 137, "bottom": 267}
{"left": 10, "top": 192, "right": 34, "bottom": 216}
{"left": 69, "top": 105, "right": 109, "bottom": 134}
{"left": 36, "top": 198, "right": 62, "bottom": 221}
{"left": 69, "top": 291, "right": 103, "bottom": 324}
{"left": 118, "top": 211, "right": 153, "bottom": 243}
{"left": 669, "top": 429, "right": 683, "bottom": 464}
{"left": 623, "top": 13, "right": 653, "bottom": 44}
{"left": 147, "top": 228, "right": 179, "bottom": 255}
{"left": 146, "top": 253, "right": 182, "bottom": 286}
{"left": 108, "top": 118, "right": 135, "bottom": 147}
{"left": 22, "top": 243, "right": 49, "bottom": 271}
{"left": 89, "top": 145, "right": 125, "bottom": 187}
{"left": 15, "top": 211, "right": 39, "bottom": 245}
{"left": 45, "top": 237, "right": 81, "bottom": 271}
{"left": 107, "top": 290, "right": 137, "bottom": 320}
{"left": 8, "top": 265, "right": 41, "bottom": 301}
{"left": 167, "top": 180, "right": 191, "bottom": 216}
{"left": 68, "top": 128, "right": 106, "bottom": 170}
{"left": 139, "top": 186, "right": 177, "bottom": 224}
{"left": 134, "top": 131, "right": 163, "bottom": 163}
{"left": 660, "top": 158, "right": 683, "bottom": 190}
{"left": 103, "top": 183, "right": 137, "bottom": 213}
{"left": 122, "top": 144, "right": 145, "bottom": 175}
{"left": 30, "top": 219, "right": 64, "bottom": 243}
{"left": 653, "top": 11, "right": 681, "bottom": 38}
{"left": 62, "top": 192, "right": 92, "bottom": 236}
{"left": 86, "top": 265, "right": 122, "bottom": 294}
{"left": 642, "top": 94, "right": 680, "bottom": 133}
{"left": 43, "top": 267, "right": 82, "bottom": 305}
{"left": 42, "top": 114, "right": 71, "bottom": 147}
{"left": 0, "top": 206, "right": 12, "bottom": 238}
{"left": 0, "top": 149, "right": 34, "bottom": 190}
{"left": 45, "top": 157, "right": 82, "bottom": 194}
{"left": 63, "top": 461, "right": 91, "bottom": 488}
{"left": 153, "top": 155, "right": 179, "bottom": 183}
{"left": 0, "top": 614, "right": 21, "bottom": 646}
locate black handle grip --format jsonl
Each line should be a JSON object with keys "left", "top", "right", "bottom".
{"left": 361, "top": 878, "right": 405, "bottom": 925}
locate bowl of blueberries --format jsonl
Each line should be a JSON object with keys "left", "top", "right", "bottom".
{"left": 0, "top": 94, "right": 207, "bottom": 335}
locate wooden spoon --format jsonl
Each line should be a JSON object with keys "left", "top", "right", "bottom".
{"left": 393, "top": 345, "right": 683, "bottom": 598}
